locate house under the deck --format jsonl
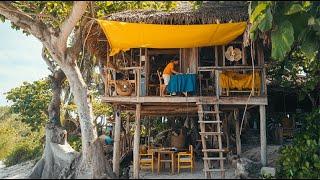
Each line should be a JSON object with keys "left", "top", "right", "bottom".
{"left": 85, "top": 1, "right": 268, "bottom": 179}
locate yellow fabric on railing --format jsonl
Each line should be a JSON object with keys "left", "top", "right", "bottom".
{"left": 219, "top": 71, "right": 261, "bottom": 90}
{"left": 97, "top": 20, "right": 247, "bottom": 56}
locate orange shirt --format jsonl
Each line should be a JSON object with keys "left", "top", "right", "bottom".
{"left": 163, "top": 62, "right": 175, "bottom": 75}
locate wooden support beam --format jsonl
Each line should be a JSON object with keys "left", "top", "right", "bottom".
{"left": 215, "top": 70, "right": 220, "bottom": 98}
{"left": 260, "top": 105, "right": 267, "bottom": 166}
{"left": 133, "top": 103, "right": 141, "bottom": 179}
{"left": 113, "top": 109, "right": 121, "bottom": 177}
{"left": 126, "top": 115, "right": 131, "bottom": 150}
{"left": 234, "top": 110, "right": 241, "bottom": 155}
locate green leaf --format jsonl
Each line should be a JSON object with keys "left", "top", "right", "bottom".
{"left": 285, "top": 3, "right": 304, "bottom": 15}
{"left": 271, "top": 20, "right": 294, "bottom": 60}
{"left": 0, "top": 15, "right": 5, "bottom": 23}
{"left": 250, "top": 2, "right": 269, "bottom": 23}
{"left": 301, "top": 33, "right": 319, "bottom": 59}
{"left": 258, "top": 8, "right": 273, "bottom": 32}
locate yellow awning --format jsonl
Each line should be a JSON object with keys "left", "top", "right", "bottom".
{"left": 98, "top": 20, "right": 247, "bottom": 56}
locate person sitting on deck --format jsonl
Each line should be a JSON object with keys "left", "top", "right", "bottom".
{"left": 162, "top": 59, "right": 180, "bottom": 96}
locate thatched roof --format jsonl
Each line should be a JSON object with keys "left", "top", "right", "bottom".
{"left": 84, "top": 1, "right": 249, "bottom": 60}
{"left": 105, "top": 1, "right": 248, "bottom": 25}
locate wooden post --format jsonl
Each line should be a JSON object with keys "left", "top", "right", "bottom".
{"left": 215, "top": 70, "right": 220, "bottom": 98}
{"left": 113, "top": 108, "right": 121, "bottom": 177}
{"left": 215, "top": 46, "right": 218, "bottom": 67}
{"left": 260, "top": 105, "right": 267, "bottom": 166}
{"left": 133, "top": 103, "right": 141, "bottom": 179}
{"left": 235, "top": 110, "right": 241, "bottom": 155}
{"left": 222, "top": 46, "right": 226, "bottom": 67}
{"left": 126, "top": 114, "right": 131, "bottom": 150}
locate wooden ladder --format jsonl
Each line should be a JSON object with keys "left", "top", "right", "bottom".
{"left": 197, "top": 102, "right": 225, "bottom": 179}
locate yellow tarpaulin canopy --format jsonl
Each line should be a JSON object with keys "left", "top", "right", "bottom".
{"left": 98, "top": 20, "right": 247, "bottom": 56}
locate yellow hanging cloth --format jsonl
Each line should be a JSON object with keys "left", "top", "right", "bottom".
{"left": 219, "top": 71, "right": 261, "bottom": 90}
{"left": 97, "top": 20, "right": 247, "bottom": 56}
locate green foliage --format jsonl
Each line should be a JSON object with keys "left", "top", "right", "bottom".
{"left": 0, "top": 107, "right": 44, "bottom": 166}
{"left": 5, "top": 79, "right": 52, "bottom": 131}
{"left": 276, "top": 108, "right": 320, "bottom": 178}
{"left": 267, "top": 49, "right": 320, "bottom": 105}
{"left": 271, "top": 20, "right": 294, "bottom": 61}
{"left": 250, "top": 1, "right": 320, "bottom": 60}
{"left": 68, "top": 134, "right": 82, "bottom": 152}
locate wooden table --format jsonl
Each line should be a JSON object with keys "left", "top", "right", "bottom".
{"left": 151, "top": 148, "right": 176, "bottom": 174}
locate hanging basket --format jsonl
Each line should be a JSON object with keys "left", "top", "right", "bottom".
{"left": 115, "top": 80, "right": 133, "bottom": 96}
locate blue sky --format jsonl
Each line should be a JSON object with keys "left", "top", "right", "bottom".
{"left": 0, "top": 21, "right": 50, "bottom": 106}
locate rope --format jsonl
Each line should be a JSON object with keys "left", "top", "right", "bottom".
{"left": 239, "top": 40, "right": 255, "bottom": 135}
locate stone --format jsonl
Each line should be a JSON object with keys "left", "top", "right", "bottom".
{"left": 261, "top": 167, "right": 276, "bottom": 177}
{"left": 235, "top": 158, "right": 262, "bottom": 179}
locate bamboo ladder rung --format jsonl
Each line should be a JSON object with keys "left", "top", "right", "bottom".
{"left": 198, "top": 121, "right": 222, "bottom": 123}
{"left": 202, "top": 149, "right": 227, "bottom": 152}
{"left": 203, "top": 168, "right": 226, "bottom": 172}
{"left": 203, "top": 157, "right": 226, "bottom": 160}
{"left": 198, "top": 111, "right": 222, "bottom": 114}
{"left": 199, "top": 132, "right": 223, "bottom": 135}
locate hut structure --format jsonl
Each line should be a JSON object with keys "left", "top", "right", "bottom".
{"left": 85, "top": 1, "right": 268, "bottom": 179}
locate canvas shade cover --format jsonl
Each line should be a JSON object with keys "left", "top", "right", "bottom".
{"left": 97, "top": 20, "right": 247, "bottom": 56}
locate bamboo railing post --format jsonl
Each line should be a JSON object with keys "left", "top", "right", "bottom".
{"left": 113, "top": 108, "right": 121, "bottom": 177}
{"left": 133, "top": 103, "right": 141, "bottom": 179}
{"left": 260, "top": 105, "right": 267, "bottom": 166}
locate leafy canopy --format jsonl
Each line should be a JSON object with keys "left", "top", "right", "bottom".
{"left": 5, "top": 79, "right": 52, "bottom": 131}
{"left": 250, "top": 1, "right": 320, "bottom": 61}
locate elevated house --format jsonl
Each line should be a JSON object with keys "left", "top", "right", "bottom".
{"left": 86, "top": 1, "right": 268, "bottom": 179}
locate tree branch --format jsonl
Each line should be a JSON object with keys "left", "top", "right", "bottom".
{"left": 0, "top": 2, "right": 51, "bottom": 42}
{"left": 57, "top": 1, "right": 88, "bottom": 55}
{"left": 42, "top": 46, "right": 56, "bottom": 73}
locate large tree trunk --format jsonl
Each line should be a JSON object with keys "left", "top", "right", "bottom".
{"left": 60, "top": 62, "right": 98, "bottom": 178}
{"left": 30, "top": 123, "right": 79, "bottom": 179}
{"left": 0, "top": 2, "right": 114, "bottom": 179}
{"left": 48, "top": 69, "right": 65, "bottom": 126}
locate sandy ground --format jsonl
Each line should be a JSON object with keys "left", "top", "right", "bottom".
{"left": 0, "top": 160, "right": 34, "bottom": 179}
{"left": 0, "top": 145, "right": 281, "bottom": 179}
{"left": 131, "top": 161, "right": 237, "bottom": 179}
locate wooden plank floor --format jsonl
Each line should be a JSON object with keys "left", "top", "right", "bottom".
{"left": 102, "top": 96, "right": 268, "bottom": 105}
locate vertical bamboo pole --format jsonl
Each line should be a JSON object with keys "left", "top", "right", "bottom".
{"left": 215, "top": 70, "right": 220, "bottom": 98}
{"left": 234, "top": 110, "right": 241, "bottom": 155}
{"left": 133, "top": 103, "right": 141, "bottom": 179}
{"left": 126, "top": 114, "right": 131, "bottom": 151}
{"left": 113, "top": 108, "right": 121, "bottom": 177}
{"left": 260, "top": 105, "right": 267, "bottom": 166}
{"left": 222, "top": 46, "right": 225, "bottom": 67}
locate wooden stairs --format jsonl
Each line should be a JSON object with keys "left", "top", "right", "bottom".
{"left": 197, "top": 101, "right": 225, "bottom": 179}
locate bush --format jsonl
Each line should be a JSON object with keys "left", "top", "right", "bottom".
{"left": 0, "top": 107, "right": 44, "bottom": 166}
{"left": 68, "top": 134, "right": 82, "bottom": 152}
{"left": 4, "top": 140, "right": 43, "bottom": 166}
{"left": 276, "top": 108, "right": 320, "bottom": 178}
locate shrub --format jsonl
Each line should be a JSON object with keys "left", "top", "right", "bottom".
{"left": 68, "top": 134, "right": 82, "bottom": 152}
{"left": 276, "top": 108, "right": 320, "bottom": 178}
{"left": 0, "top": 107, "right": 44, "bottom": 166}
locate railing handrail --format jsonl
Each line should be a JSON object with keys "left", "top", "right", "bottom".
{"left": 104, "top": 66, "right": 143, "bottom": 71}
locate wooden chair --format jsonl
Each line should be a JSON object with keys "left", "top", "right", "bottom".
{"left": 157, "top": 70, "right": 165, "bottom": 97}
{"left": 139, "top": 148, "right": 154, "bottom": 173}
{"left": 177, "top": 145, "right": 194, "bottom": 173}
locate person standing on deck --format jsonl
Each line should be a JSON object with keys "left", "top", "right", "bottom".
{"left": 162, "top": 59, "right": 180, "bottom": 96}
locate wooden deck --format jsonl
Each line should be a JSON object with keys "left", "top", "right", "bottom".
{"left": 102, "top": 96, "right": 268, "bottom": 105}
